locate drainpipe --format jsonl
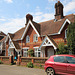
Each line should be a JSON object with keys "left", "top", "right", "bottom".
{"left": 21, "top": 40, "right": 22, "bottom": 56}
{"left": 5, "top": 42, "right": 6, "bottom": 56}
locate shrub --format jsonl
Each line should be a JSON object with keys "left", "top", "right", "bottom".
{"left": 28, "top": 49, "right": 34, "bottom": 57}
{"left": 40, "top": 64, "right": 42, "bottom": 68}
{"left": 56, "top": 42, "right": 69, "bottom": 54}
{"left": 27, "top": 62, "right": 33, "bottom": 68}
{"left": 0, "top": 60, "right": 3, "bottom": 64}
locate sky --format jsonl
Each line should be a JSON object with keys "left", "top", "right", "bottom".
{"left": 0, "top": 0, "right": 75, "bottom": 34}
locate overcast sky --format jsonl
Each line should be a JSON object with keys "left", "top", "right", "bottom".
{"left": 0, "top": 0, "right": 75, "bottom": 34}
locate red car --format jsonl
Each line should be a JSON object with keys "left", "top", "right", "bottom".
{"left": 44, "top": 55, "right": 75, "bottom": 75}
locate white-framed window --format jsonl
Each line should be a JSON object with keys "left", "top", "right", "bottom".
{"left": 26, "top": 35, "right": 30, "bottom": 43}
{"left": 65, "top": 29, "right": 67, "bottom": 38}
{"left": 34, "top": 47, "right": 40, "bottom": 57}
{"left": 33, "top": 34, "right": 38, "bottom": 42}
{"left": 23, "top": 48, "right": 29, "bottom": 57}
{"left": 0, "top": 42, "right": 2, "bottom": 53}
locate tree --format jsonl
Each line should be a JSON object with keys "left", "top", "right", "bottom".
{"left": 67, "top": 18, "right": 75, "bottom": 54}
{"left": 56, "top": 42, "right": 69, "bottom": 54}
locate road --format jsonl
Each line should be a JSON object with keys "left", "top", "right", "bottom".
{"left": 0, "top": 65, "right": 46, "bottom": 75}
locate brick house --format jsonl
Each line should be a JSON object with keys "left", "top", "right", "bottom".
{"left": 0, "top": 31, "right": 6, "bottom": 56}
{"left": 5, "top": 1, "right": 75, "bottom": 58}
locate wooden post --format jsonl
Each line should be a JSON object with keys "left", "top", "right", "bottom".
{"left": 32, "top": 58, "right": 34, "bottom": 63}
{"left": 9, "top": 55, "right": 13, "bottom": 64}
{"left": 17, "top": 55, "right": 21, "bottom": 66}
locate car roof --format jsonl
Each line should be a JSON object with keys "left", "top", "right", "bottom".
{"left": 51, "top": 54, "right": 75, "bottom": 57}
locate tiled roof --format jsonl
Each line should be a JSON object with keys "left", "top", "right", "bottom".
{"left": 8, "top": 14, "right": 74, "bottom": 40}
{"left": 12, "top": 41, "right": 21, "bottom": 50}
{"left": 39, "top": 14, "right": 74, "bottom": 35}
{"left": 13, "top": 27, "right": 26, "bottom": 40}
{"left": 0, "top": 31, "right": 6, "bottom": 36}
{"left": 0, "top": 36, "right": 6, "bottom": 42}
{"left": 48, "top": 36, "right": 58, "bottom": 48}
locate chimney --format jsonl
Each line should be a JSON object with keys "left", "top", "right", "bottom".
{"left": 55, "top": 1, "right": 64, "bottom": 20}
{"left": 25, "top": 14, "right": 33, "bottom": 25}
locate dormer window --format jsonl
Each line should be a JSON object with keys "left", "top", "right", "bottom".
{"left": 26, "top": 35, "right": 30, "bottom": 43}
{"left": 65, "top": 29, "right": 67, "bottom": 38}
{"left": 33, "top": 34, "right": 38, "bottom": 42}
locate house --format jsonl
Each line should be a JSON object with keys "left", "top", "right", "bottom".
{"left": 0, "top": 31, "right": 6, "bottom": 56}
{"left": 5, "top": 1, "right": 75, "bottom": 58}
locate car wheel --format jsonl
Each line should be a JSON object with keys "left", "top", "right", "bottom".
{"left": 46, "top": 68, "right": 55, "bottom": 75}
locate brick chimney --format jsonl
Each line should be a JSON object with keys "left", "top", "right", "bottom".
{"left": 25, "top": 14, "right": 33, "bottom": 25}
{"left": 55, "top": 1, "right": 64, "bottom": 20}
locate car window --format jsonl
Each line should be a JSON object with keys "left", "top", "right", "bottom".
{"left": 66, "top": 56, "right": 75, "bottom": 64}
{"left": 54, "top": 56, "right": 65, "bottom": 63}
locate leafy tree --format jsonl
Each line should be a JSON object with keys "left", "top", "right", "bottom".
{"left": 56, "top": 42, "right": 69, "bottom": 54}
{"left": 67, "top": 18, "right": 75, "bottom": 54}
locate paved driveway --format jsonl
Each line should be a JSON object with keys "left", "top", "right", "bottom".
{"left": 0, "top": 65, "right": 46, "bottom": 75}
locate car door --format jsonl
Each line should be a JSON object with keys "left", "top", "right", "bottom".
{"left": 66, "top": 56, "right": 75, "bottom": 74}
{"left": 53, "top": 56, "right": 67, "bottom": 74}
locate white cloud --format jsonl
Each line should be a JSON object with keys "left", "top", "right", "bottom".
{"left": 4, "top": 0, "right": 13, "bottom": 3}
{"left": 0, "top": 17, "right": 25, "bottom": 34}
{"left": 0, "top": 11, "right": 54, "bottom": 34}
{"left": 32, "top": 12, "right": 54, "bottom": 22}
{"left": 64, "top": 0, "right": 75, "bottom": 14}
{"left": 0, "top": 18, "right": 6, "bottom": 21}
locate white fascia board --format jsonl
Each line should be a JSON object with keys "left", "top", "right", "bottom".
{"left": 33, "top": 47, "right": 39, "bottom": 48}
{"left": 47, "top": 36, "right": 57, "bottom": 50}
{"left": 5, "top": 34, "right": 9, "bottom": 42}
{"left": 5, "top": 34, "right": 12, "bottom": 42}
{"left": 23, "top": 47, "right": 29, "bottom": 49}
{"left": 21, "top": 20, "right": 40, "bottom": 40}
{"left": 39, "top": 36, "right": 47, "bottom": 50}
{"left": 39, "top": 36, "right": 57, "bottom": 50}
{"left": 58, "top": 19, "right": 71, "bottom": 34}
{"left": 29, "top": 21, "right": 40, "bottom": 37}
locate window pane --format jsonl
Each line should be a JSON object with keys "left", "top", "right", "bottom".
{"left": 33, "top": 34, "right": 38, "bottom": 42}
{"left": 23, "top": 49, "right": 28, "bottom": 57}
{"left": 35, "top": 52, "right": 37, "bottom": 57}
{"left": 34, "top": 48, "right": 40, "bottom": 57}
{"left": 66, "top": 56, "right": 75, "bottom": 64}
{"left": 26, "top": 35, "right": 30, "bottom": 43}
{"left": 54, "top": 56, "right": 65, "bottom": 63}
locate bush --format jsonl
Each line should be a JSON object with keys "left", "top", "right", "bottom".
{"left": 0, "top": 60, "right": 3, "bottom": 64}
{"left": 28, "top": 49, "right": 34, "bottom": 57}
{"left": 40, "top": 64, "right": 42, "bottom": 68}
{"left": 56, "top": 42, "right": 69, "bottom": 54}
{"left": 27, "top": 62, "right": 33, "bottom": 68}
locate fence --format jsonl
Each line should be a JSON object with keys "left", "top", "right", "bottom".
{"left": 0, "top": 55, "right": 48, "bottom": 68}
{"left": 17, "top": 56, "right": 48, "bottom": 67}
{"left": 0, "top": 56, "right": 13, "bottom": 64}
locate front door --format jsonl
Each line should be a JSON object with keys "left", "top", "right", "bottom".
{"left": 47, "top": 48, "right": 54, "bottom": 57}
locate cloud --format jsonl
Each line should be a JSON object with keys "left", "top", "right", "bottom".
{"left": 4, "top": 0, "right": 13, "bottom": 3}
{"left": 0, "top": 17, "right": 25, "bottom": 34}
{"left": 64, "top": 0, "right": 75, "bottom": 14}
{"left": 31, "top": 12, "right": 54, "bottom": 22}
{"left": 0, "top": 18, "right": 6, "bottom": 21}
